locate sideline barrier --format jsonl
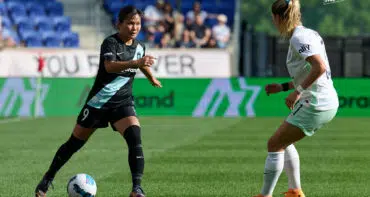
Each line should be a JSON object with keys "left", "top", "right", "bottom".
{"left": 0, "top": 49, "right": 232, "bottom": 78}
{"left": 0, "top": 78, "right": 368, "bottom": 117}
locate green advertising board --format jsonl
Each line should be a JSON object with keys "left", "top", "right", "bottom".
{"left": 0, "top": 78, "right": 369, "bottom": 117}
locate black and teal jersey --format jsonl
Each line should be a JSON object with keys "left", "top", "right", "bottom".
{"left": 85, "top": 33, "right": 145, "bottom": 109}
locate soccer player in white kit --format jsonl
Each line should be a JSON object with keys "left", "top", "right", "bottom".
{"left": 253, "top": 0, "right": 339, "bottom": 197}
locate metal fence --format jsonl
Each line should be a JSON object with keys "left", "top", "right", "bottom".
{"left": 241, "top": 27, "right": 370, "bottom": 78}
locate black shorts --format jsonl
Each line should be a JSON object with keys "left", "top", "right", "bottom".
{"left": 76, "top": 104, "right": 137, "bottom": 131}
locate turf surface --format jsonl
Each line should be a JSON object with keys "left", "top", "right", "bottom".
{"left": 0, "top": 117, "right": 369, "bottom": 196}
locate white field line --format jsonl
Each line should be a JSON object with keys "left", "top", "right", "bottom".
{"left": 0, "top": 117, "right": 35, "bottom": 124}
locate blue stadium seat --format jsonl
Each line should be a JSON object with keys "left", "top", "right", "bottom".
{"left": 61, "top": 31, "right": 77, "bottom": 40}
{"left": 10, "top": 11, "right": 27, "bottom": 21}
{"left": 1, "top": 16, "right": 12, "bottom": 28}
{"left": 103, "top": 0, "right": 115, "bottom": 11}
{"left": 4, "top": 0, "right": 37, "bottom": 2}
{"left": 34, "top": 15, "right": 49, "bottom": 24}
{"left": 26, "top": 35, "right": 43, "bottom": 47}
{"left": 52, "top": 16, "right": 71, "bottom": 32}
{"left": 40, "top": 30, "right": 54, "bottom": 40}
{"left": 55, "top": 24, "right": 70, "bottom": 33}
{"left": 36, "top": 0, "right": 56, "bottom": 3}
{"left": 143, "top": 0, "right": 156, "bottom": 5}
{"left": 19, "top": 29, "right": 37, "bottom": 40}
{"left": 154, "top": 32, "right": 162, "bottom": 45}
{"left": 3, "top": 0, "right": 73, "bottom": 48}
{"left": 18, "top": 20, "right": 34, "bottom": 33}
{"left": 205, "top": 18, "right": 218, "bottom": 28}
{"left": 136, "top": 31, "right": 145, "bottom": 41}
{"left": 18, "top": 19, "right": 34, "bottom": 28}
{"left": 201, "top": 2, "right": 218, "bottom": 13}
{"left": 6, "top": 2, "right": 27, "bottom": 16}
{"left": 0, "top": 3, "right": 6, "bottom": 15}
{"left": 52, "top": 16, "right": 70, "bottom": 26}
{"left": 12, "top": 15, "right": 28, "bottom": 26}
{"left": 36, "top": 18, "right": 54, "bottom": 31}
{"left": 218, "top": 2, "right": 235, "bottom": 11}
{"left": 133, "top": 2, "right": 147, "bottom": 11}
{"left": 181, "top": 2, "right": 194, "bottom": 15}
{"left": 62, "top": 32, "right": 79, "bottom": 48}
{"left": 45, "top": 36, "right": 61, "bottom": 47}
{"left": 46, "top": 1, "right": 63, "bottom": 16}
{"left": 112, "top": 11, "right": 119, "bottom": 24}
{"left": 218, "top": 0, "right": 232, "bottom": 2}
{"left": 107, "top": 1, "right": 127, "bottom": 14}
{"left": 57, "top": 29, "right": 71, "bottom": 37}
{"left": 26, "top": 3, "right": 46, "bottom": 17}
{"left": 41, "top": 30, "right": 61, "bottom": 47}
{"left": 166, "top": 0, "right": 178, "bottom": 9}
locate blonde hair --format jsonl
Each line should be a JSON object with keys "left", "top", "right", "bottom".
{"left": 271, "top": 0, "right": 302, "bottom": 37}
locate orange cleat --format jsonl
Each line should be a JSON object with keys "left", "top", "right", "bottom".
{"left": 252, "top": 194, "right": 271, "bottom": 197}
{"left": 283, "top": 189, "right": 305, "bottom": 197}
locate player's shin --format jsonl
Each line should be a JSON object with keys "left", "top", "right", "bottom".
{"left": 124, "top": 125, "right": 144, "bottom": 189}
{"left": 261, "top": 152, "right": 285, "bottom": 196}
{"left": 45, "top": 134, "right": 86, "bottom": 179}
{"left": 284, "top": 144, "right": 301, "bottom": 189}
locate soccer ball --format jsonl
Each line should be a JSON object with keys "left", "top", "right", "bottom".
{"left": 67, "top": 173, "right": 97, "bottom": 197}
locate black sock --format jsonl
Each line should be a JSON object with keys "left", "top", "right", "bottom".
{"left": 123, "top": 125, "right": 144, "bottom": 189}
{"left": 45, "top": 134, "right": 85, "bottom": 179}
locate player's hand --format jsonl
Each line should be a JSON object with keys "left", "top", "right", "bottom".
{"left": 265, "top": 83, "right": 283, "bottom": 96}
{"left": 285, "top": 90, "right": 301, "bottom": 110}
{"left": 150, "top": 78, "right": 162, "bottom": 88}
{"left": 137, "top": 55, "right": 156, "bottom": 68}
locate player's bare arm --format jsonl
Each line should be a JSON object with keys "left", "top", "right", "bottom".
{"left": 285, "top": 55, "right": 326, "bottom": 109}
{"left": 265, "top": 81, "right": 294, "bottom": 95}
{"left": 139, "top": 66, "right": 162, "bottom": 88}
{"left": 299, "top": 54, "right": 327, "bottom": 90}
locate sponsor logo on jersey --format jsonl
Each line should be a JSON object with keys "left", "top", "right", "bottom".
{"left": 298, "top": 44, "right": 310, "bottom": 53}
{"left": 103, "top": 52, "right": 113, "bottom": 57}
{"left": 122, "top": 68, "right": 139, "bottom": 73}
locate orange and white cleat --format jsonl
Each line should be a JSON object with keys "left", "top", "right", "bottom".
{"left": 252, "top": 194, "right": 271, "bottom": 197}
{"left": 283, "top": 189, "right": 305, "bottom": 197}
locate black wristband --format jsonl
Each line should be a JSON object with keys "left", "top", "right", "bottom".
{"left": 281, "top": 82, "right": 290, "bottom": 92}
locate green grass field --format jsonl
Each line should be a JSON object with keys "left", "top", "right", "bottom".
{"left": 1, "top": 117, "right": 369, "bottom": 197}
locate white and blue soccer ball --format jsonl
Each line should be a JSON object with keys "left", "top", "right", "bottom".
{"left": 67, "top": 173, "right": 97, "bottom": 197}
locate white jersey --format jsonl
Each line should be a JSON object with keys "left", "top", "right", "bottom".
{"left": 287, "top": 26, "right": 339, "bottom": 110}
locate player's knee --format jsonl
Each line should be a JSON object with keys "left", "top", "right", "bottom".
{"left": 123, "top": 125, "right": 142, "bottom": 149}
{"left": 267, "top": 137, "right": 278, "bottom": 152}
{"left": 64, "top": 134, "right": 86, "bottom": 153}
{"left": 73, "top": 125, "right": 95, "bottom": 141}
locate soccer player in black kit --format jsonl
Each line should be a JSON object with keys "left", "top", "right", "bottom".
{"left": 34, "top": 6, "right": 161, "bottom": 197}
